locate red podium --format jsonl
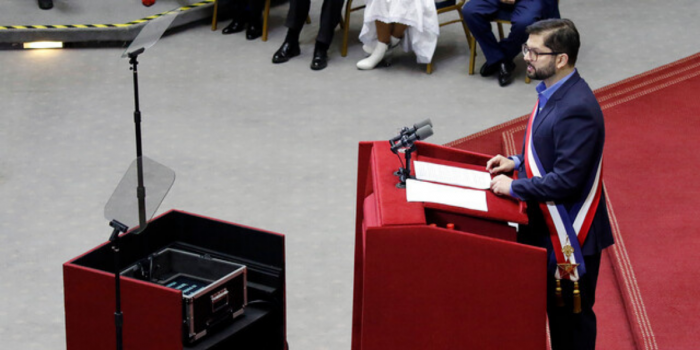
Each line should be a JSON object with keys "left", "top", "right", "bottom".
{"left": 63, "top": 210, "right": 286, "bottom": 350}
{"left": 352, "top": 141, "right": 547, "bottom": 350}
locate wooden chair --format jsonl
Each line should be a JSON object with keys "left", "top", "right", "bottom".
{"left": 340, "top": 0, "right": 365, "bottom": 58}
{"left": 340, "top": 0, "right": 474, "bottom": 74}
{"left": 428, "top": 0, "right": 473, "bottom": 74}
{"left": 211, "top": 0, "right": 309, "bottom": 42}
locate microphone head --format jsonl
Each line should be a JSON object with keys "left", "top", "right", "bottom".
{"left": 415, "top": 125, "right": 433, "bottom": 140}
{"left": 413, "top": 119, "right": 432, "bottom": 130}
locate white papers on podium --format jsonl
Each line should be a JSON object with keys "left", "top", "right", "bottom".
{"left": 414, "top": 161, "right": 491, "bottom": 190}
{"left": 406, "top": 179, "right": 488, "bottom": 212}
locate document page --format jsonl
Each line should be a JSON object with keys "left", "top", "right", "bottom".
{"left": 406, "top": 179, "right": 488, "bottom": 212}
{"left": 414, "top": 161, "right": 491, "bottom": 190}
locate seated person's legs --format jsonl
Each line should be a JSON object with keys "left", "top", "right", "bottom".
{"left": 501, "top": 0, "right": 544, "bottom": 63}
{"left": 496, "top": 0, "right": 544, "bottom": 86}
{"left": 246, "top": 0, "right": 264, "bottom": 40}
{"left": 356, "top": 21, "right": 404, "bottom": 70}
{"left": 272, "top": 0, "right": 310, "bottom": 64}
{"left": 357, "top": 0, "right": 437, "bottom": 70}
{"left": 273, "top": 0, "right": 345, "bottom": 71}
{"left": 310, "top": 0, "right": 345, "bottom": 70}
{"left": 222, "top": 0, "right": 264, "bottom": 40}
{"left": 462, "top": 0, "right": 504, "bottom": 76}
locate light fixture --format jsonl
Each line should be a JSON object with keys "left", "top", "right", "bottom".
{"left": 23, "top": 41, "right": 64, "bottom": 49}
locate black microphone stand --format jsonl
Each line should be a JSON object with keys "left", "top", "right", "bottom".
{"left": 108, "top": 220, "right": 129, "bottom": 350}
{"left": 391, "top": 142, "right": 417, "bottom": 189}
{"left": 129, "top": 48, "right": 147, "bottom": 231}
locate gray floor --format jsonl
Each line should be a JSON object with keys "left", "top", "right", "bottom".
{"left": 1, "top": 1, "right": 699, "bottom": 349}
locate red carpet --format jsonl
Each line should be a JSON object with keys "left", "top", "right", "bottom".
{"left": 446, "top": 52, "right": 700, "bottom": 350}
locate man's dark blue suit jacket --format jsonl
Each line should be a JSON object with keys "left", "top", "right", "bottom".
{"left": 511, "top": 71, "right": 615, "bottom": 258}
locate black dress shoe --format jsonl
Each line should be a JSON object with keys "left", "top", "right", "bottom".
{"left": 222, "top": 20, "right": 246, "bottom": 35}
{"left": 272, "top": 42, "right": 301, "bottom": 64}
{"left": 480, "top": 61, "right": 500, "bottom": 77}
{"left": 498, "top": 61, "right": 516, "bottom": 87}
{"left": 310, "top": 50, "right": 328, "bottom": 71}
{"left": 246, "top": 22, "right": 262, "bottom": 40}
{"left": 38, "top": 0, "right": 53, "bottom": 10}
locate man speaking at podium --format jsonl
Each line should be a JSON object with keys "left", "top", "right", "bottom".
{"left": 486, "top": 19, "right": 614, "bottom": 350}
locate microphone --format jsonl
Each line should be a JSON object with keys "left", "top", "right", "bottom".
{"left": 389, "top": 119, "right": 433, "bottom": 143}
{"left": 391, "top": 125, "right": 433, "bottom": 151}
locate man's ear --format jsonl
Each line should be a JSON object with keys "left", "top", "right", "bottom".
{"left": 556, "top": 53, "right": 570, "bottom": 69}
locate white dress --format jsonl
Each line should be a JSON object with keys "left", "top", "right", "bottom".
{"left": 359, "top": 0, "right": 440, "bottom": 64}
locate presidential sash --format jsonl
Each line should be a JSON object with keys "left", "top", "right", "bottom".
{"left": 522, "top": 100, "right": 604, "bottom": 286}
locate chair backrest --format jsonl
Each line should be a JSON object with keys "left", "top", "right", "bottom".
{"left": 435, "top": 0, "right": 457, "bottom": 11}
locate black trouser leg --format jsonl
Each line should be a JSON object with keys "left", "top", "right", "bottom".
{"left": 285, "top": 0, "right": 311, "bottom": 31}
{"left": 547, "top": 253, "right": 601, "bottom": 350}
{"left": 229, "top": 0, "right": 247, "bottom": 22}
{"left": 315, "top": 0, "right": 345, "bottom": 45}
{"left": 247, "top": 0, "right": 264, "bottom": 25}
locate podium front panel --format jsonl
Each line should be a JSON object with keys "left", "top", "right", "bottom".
{"left": 360, "top": 226, "right": 547, "bottom": 350}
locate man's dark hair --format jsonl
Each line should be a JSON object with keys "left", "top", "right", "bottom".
{"left": 526, "top": 18, "right": 580, "bottom": 66}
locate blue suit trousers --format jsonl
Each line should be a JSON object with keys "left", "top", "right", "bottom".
{"left": 462, "top": 0, "right": 545, "bottom": 65}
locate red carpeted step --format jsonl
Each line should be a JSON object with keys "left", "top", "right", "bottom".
{"left": 601, "top": 69, "right": 700, "bottom": 349}
{"left": 596, "top": 251, "right": 636, "bottom": 349}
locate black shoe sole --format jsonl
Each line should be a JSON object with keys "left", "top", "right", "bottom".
{"left": 310, "top": 60, "right": 327, "bottom": 71}
{"left": 222, "top": 25, "right": 246, "bottom": 35}
{"left": 480, "top": 62, "right": 501, "bottom": 77}
{"left": 272, "top": 47, "right": 300, "bottom": 64}
{"left": 272, "top": 52, "right": 300, "bottom": 64}
{"left": 246, "top": 31, "right": 262, "bottom": 40}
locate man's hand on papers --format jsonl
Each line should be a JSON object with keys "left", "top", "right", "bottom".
{"left": 486, "top": 155, "right": 515, "bottom": 175}
{"left": 490, "top": 174, "right": 513, "bottom": 197}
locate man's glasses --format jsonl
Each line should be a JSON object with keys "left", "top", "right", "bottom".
{"left": 522, "top": 44, "right": 562, "bottom": 62}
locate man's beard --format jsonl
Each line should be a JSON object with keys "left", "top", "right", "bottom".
{"left": 527, "top": 60, "right": 556, "bottom": 80}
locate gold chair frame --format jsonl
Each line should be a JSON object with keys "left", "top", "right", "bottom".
{"left": 340, "top": 0, "right": 365, "bottom": 58}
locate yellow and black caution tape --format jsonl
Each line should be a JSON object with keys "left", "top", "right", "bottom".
{"left": 0, "top": 0, "right": 214, "bottom": 31}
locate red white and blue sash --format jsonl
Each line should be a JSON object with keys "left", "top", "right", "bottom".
{"left": 522, "top": 101, "right": 603, "bottom": 281}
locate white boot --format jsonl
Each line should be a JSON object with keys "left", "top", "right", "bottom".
{"left": 357, "top": 42, "right": 389, "bottom": 70}
{"left": 363, "top": 36, "right": 401, "bottom": 54}
{"left": 390, "top": 36, "right": 402, "bottom": 49}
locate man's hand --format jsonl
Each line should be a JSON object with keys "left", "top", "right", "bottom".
{"left": 490, "top": 175, "right": 513, "bottom": 197}
{"left": 486, "top": 154, "right": 515, "bottom": 175}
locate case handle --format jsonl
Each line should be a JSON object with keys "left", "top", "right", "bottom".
{"left": 210, "top": 288, "right": 229, "bottom": 313}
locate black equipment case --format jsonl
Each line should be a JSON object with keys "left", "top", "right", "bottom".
{"left": 121, "top": 245, "right": 248, "bottom": 343}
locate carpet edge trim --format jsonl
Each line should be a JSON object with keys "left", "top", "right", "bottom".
{"left": 604, "top": 188, "right": 658, "bottom": 350}
{"left": 601, "top": 69, "right": 700, "bottom": 110}
{"left": 598, "top": 61, "right": 700, "bottom": 104}
{"left": 594, "top": 52, "right": 700, "bottom": 95}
